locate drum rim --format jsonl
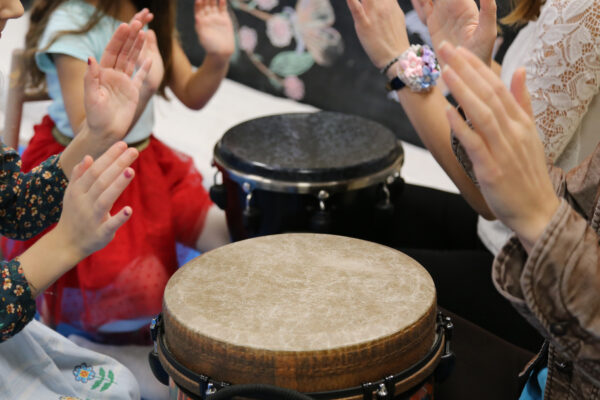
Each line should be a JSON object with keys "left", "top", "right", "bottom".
{"left": 213, "top": 151, "right": 403, "bottom": 194}
{"left": 156, "top": 314, "right": 447, "bottom": 400}
{"left": 212, "top": 111, "right": 404, "bottom": 187}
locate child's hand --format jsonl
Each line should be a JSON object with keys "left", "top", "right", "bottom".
{"left": 84, "top": 22, "right": 152, "bottom": 141}
{"left": 195, "top": 0, "right": 235, "bottom": 59}
{"left": 54, "top": 142, "right": 139, "bottom": 261}
{"left": 139, "top": 29, "right": 165, "bottom": 94}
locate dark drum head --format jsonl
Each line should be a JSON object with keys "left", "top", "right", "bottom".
{"left": 214, "top": 112, "right": 402, "bottom": 182}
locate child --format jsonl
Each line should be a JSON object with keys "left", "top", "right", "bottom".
{"left": 5, "top": 0, "right": 234, "bottom": 341}
{"left": 0, "top": 1, "right": 153, "bottom": 397}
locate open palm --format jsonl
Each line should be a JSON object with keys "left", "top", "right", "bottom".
{"left": 418, "top": 0, "right": 497, "bottom": 66}
{"left": 195, "top": 0, "right": 235, "bottom": 56}
{"left": 83, "top": 22, "right": 151, "bottom": 141}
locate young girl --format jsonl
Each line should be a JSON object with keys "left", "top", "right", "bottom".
{"left": 4, "top": 0, "right": 235, "bottom": 341}
{"left": 0, "top": 1, "right": 154, "bottom": 396}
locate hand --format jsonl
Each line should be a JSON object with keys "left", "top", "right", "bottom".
{"left": 346, "top": 0, "right": 410, "bottom": 70}
{"left": 195, "top": 0, "right": 235, "bottom": 58}
{"left": 420, "top": 0, "right": 497, "bottom": 66}
{"left": 54, "top": 142, "right": 139, "bottom": 261}
{"left": 439, "top": 42, "right": 560, "bottom": 251}
{"left": 84, "top": 22, "right": 152, "bottom": 141}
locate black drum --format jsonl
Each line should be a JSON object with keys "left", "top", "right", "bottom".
{"left": 210, "top": 111, "right": 405, "bottom": 241}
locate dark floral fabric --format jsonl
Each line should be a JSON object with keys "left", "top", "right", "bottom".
{"left": 0, "top": 143, "right": 68, "bottom": 342}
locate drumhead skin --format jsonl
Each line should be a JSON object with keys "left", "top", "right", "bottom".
{"left": 162, "top": 234, "right": 437, "bottom": 393}
{"left": 213, "top": 112, "right": 402, "bottom": 182}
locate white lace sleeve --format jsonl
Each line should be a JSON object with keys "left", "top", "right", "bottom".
{"left": 524, "top": 0, "right": 600, "bottom": 162}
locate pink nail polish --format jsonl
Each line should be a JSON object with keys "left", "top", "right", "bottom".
{"left": 124, "top": 169, "right": 133, "bottom": 178}
{"left": 124, "top": 208, "right": 131, "bottom": 216}
{"left": 87, "top": 57, "right": 91, "bottom": 66}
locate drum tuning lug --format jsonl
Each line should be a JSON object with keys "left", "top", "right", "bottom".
{"left": 317, "top": 190, "right": 330, "bottom": 211}
{"left": 209, "top": 170, "right": 227, "bottom": 210}
{"left": 242, "top": 182, "right": 252, "bottom": 193}
{"left": 205, "top": 382, "right": 217, "bottom": 396}
{"left": 376, "top": 383, "right": 388, "bottom": 398}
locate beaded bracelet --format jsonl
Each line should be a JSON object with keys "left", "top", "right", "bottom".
{"left": 385, "top": 44, "right": 441, "bottom": 93}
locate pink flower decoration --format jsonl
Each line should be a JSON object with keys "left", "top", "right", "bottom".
{"left": 399, "top": 52, "right": 424, "bottom": 78}
{"left": 256, "top": 0, "right": 279, "bottom": 10}
{"left": 267, "top": 15, "right": 293, "bottom": 48}
{"left": 283, "top": 76, "right": 305, "bottom": 100}
{"left": 239, "top": 26, "right": 258, "bottom": 53}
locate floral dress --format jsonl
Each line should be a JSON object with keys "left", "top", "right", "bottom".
{"left": 0, "top": 142, "right": 68, "bottom": 342}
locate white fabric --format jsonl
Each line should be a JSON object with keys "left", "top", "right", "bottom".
{"left": 0, "top": 320, "right": 140, "bottom": 400}
{"left": 478, "top": 0, "right": 600, "bottom": 255}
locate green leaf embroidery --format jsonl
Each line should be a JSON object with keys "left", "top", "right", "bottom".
{"left": 269, "top": 51, "right": 314, "bottom": 77}
{"left": 100, "top": 369, "right": 115, "bottom": 392}
{"left": 90, "top": 378, "right": 102, "bottom": 390}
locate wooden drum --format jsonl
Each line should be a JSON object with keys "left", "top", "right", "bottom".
{"left": 151, "top": 234, "right": 451, "bottom": 400}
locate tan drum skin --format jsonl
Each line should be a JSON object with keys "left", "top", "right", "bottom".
{"left": 160, "top": 234, "right": 438, "bottom": 396}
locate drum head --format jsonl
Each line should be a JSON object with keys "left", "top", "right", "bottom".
{"left": 162, "top": 234, "right": 437, "bottom": 393}
{"left": 213, "top": 112, "right": 402, "bottom": 182}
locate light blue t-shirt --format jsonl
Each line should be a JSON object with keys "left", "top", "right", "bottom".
{"left": 36, "top": 0, "right": 154, "bottom": 144}
{"left": 520, "top": 366, "right": 548, "bottom": 400}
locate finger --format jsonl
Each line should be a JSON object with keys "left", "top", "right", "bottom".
{"left": 422, "top": 0, "right": 434, "bottom": 21}
{"left": 93, "top": 167, "right": 136, "bottom": 217}
{"left": 132, "top": 58, "right": 153, "bottom": 90}
{"left": 439, "top": 43, "right": 509, "bottom": 144}
{"left": 209, "top": 0, "right": 218, "bottom": 11}
{"left": 124, "top": 30, "right": 146, "bottom": 76}
{"left": 69, "top": 155, "right": 93, "bottom": 186}
{"left": 446, "top": 105, "right": 497, "bottom": 183}
{"left": 510, "top": 67, "right": 534, "bottom": 119}
{"left": 442, "top": 63, "right": 508, "bottom": 152}
{"left": 218, "top": 0, "right": 227, "bottom": 12}
{"left": 100, "top": 206, "right": 133, "bottom": 239}
{"left": 114, "top": 21, "right": 143, "bottom": 72}
{"left": 77, "top": 142, "right": 129, "bottom": 191}
{"left": 100, "top": 23, "right": 130, "bottom": 68}
{"left": 478, "top": 0, "right": 498, "bottom": 38}
{"left": 456, "top": 46, "right": 525, "bottom": 121}
{"left": 87, "top": 148, "right": 139, "bottom": 200}
{"left": 195, "top": 0, "right": 207, "bottom": 16}
{"left": 346, "top": 0, "right": 368, "bottom": 22}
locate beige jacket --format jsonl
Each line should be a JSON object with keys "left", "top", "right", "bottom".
{"left": 455, "top": 138, "right": 600, "bottom": 398}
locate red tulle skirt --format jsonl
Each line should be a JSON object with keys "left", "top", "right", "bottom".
{"left": 2, "top": 116, "right": 212, "bottom": 336}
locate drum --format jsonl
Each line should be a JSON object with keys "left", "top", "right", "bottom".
{"left": 209, "top": 112, "right": 404, "bottom": 241}
{"left": 149, "top": 234, "right": 454, "bottom": 400}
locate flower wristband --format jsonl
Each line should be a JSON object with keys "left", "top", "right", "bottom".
{"left": 385, "top": 44, "right": 441, "bottom": 93}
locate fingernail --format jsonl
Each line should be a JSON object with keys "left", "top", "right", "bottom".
{"left": 439, "top": 40, "right": 447, "bottom": 49}
{"left": 124, "top": 169, "right": 133, "bottom": 179}
{"left": 124, "top": 208, "right": 132, "bottom": 217}
{"left": 87, "top": 57, "right": 91, "bottom": 66}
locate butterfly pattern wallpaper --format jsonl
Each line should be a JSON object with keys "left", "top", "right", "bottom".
{"left": 230, "top": 0, "right": 344, "bottom": 101}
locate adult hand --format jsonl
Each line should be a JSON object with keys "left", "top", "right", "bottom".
{"left": 439, "top": 42, "right": 560, "bottom": 251}
{"left": 54, "top": 142, "right": 139, "bottom": 261}
{"left": 84, "top": 22, "right": 152, "bottom": 141}
{"left": 421, "top": 0, "right": 497, "bottom": 66}
{"left": 346, "top": 0, "right": 410, "bottom": 70}
{"left": 195, "top": 0, "right": 235, "bottom": 58}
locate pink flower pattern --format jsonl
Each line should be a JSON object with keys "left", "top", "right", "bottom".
{"left": 256, "top": 0, "right": 279, "bottom": 11}
{"left": 239, "top": 26, "right": 258, "bottom": 53}
{"left": 283, "top": 76, "right": 305, "bottom": 100}
{"left": 399, "top": 52, "right": 423, "bottom": 78}
{"left": 266, "top": 15, "right": 293, "bottom": 48}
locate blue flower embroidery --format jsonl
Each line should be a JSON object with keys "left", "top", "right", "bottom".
{"left": 73, "top": 363, "right": 96, "bottom": 383}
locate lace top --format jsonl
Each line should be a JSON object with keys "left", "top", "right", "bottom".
{"left": 479, "top": 0, "right": 600, "bottom": 255}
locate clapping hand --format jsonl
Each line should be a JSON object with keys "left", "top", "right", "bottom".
{"left": 195, "top": 0, "right": 235, "bottom": 59}
{"left": 413, "top": 0, "right": 497, "bottom": 66}
{"left": 84, "top": 21, "right": 152, "bottom": 142}
{"left": 439, "top": 42, "right": 560, "bottom": 250}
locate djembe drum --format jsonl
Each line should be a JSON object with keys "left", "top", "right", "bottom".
{"left": 149, "top": 234, "right": 454, "bottom": 399}
{"left": 209, "top": 112, "right": 404, "bottom": 242}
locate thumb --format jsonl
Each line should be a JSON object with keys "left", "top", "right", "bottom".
{"left": 511, "top": 67, "right": 534, "bottom": 118}
{"left": 477, "top": 0, "right": 498, "bottom": 37}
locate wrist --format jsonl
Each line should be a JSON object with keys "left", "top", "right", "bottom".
{"left": 515, "top": 197, "right": 561, "bottom": 252}
{"left": 51, "top": 224, "right": 89, "bottom": 264}
{"left": 203, "top": 52, "right": 232, "bottom": 69}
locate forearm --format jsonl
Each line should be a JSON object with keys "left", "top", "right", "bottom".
{"left": 18, "top": 228, "right": 84, "bottom": 297}
{"left": 395, "top": 86, "right": 494, "bottom": 218}
{"left": 177, "top": 54, "right": 229, "bottom": 110}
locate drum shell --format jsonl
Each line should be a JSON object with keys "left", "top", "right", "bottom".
{"left": 217, "top": 164, "right": 401, "bottom": 242}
